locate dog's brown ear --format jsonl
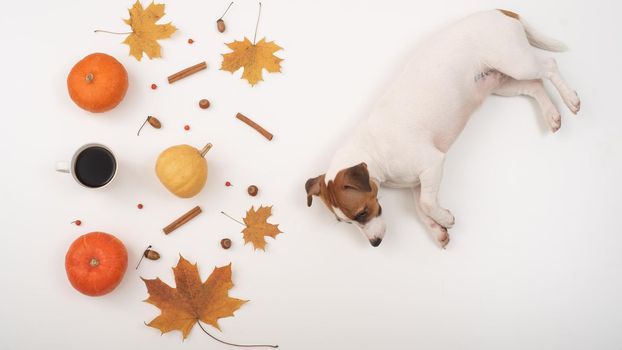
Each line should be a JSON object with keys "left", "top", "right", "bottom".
{"left": 342, "top": 163, "right": 371, "bottom": 192}
{"left": 305, "top": 175, "right": 324, "bottom": 207}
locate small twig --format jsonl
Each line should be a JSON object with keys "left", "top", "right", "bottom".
{"left": 94, "top": 30, "right": 132, "bottom": 35}
{"left": 253, "top": 2, "right": 262, "bottom": 45}
{"left": 137, "top": 118, "right": 149, "bottom": 136}
{"left": 219, "top": 2, "right": 234, "bottom": 20}
{"left": 197, "top": 320, "right": 278, "bottom": 348}
{"left": 135, "top": 245, "right": 152, "bottom": 270}
{"left": 221, "top": 211, "right": 245, "bottom": 226}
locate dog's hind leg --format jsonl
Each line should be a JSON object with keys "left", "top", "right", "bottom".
{"left": 486, "top": 39, "right": 580, "bottom": 114}
{"left": 495, "top": 56, "right": 580, "bottom": 115}
{"left": 482, "top": 14, "right": 580, "bottom": 114}
{"left": 494, "top": 77, "right": 562, "bottom": 132}
{"left": 413, "top": 185, "right": 449, "bottom": 248}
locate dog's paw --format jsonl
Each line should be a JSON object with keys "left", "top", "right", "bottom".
{"left": 420, "top": 202, "right": 455, "bottom": 228}
{"left": 437, "top": 226, "right": 450, "bottom": 248}
{"left": 545, "top": 107, "right": 562, "bottom": 133}
{"left": 563, "top": 90, "right": 581, "bottom": 115}
{"left": 428, "top": 221, "right": 450, "bottom": 248}
{"left": 437, "top": 209, "right": 455, "bottom": 229}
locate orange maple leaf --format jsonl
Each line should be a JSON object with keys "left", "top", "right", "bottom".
{"left": 142, "top": 256, "right": 246, "bottom": 339}
{"left": 122, "top": 1, "right": 177, "bottom": 61}
{"left": 221, "top": 37, "right": 283, "bottom": 86}
{"left": 242, "top": 206, "right": 283, "bottom": 250}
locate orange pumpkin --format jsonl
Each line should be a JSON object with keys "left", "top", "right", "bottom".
{"left": 65, "top": 232, "right": 128, "bottom": 296}
{"left": 67, "top": 53, "right": 128, "bottom": 113}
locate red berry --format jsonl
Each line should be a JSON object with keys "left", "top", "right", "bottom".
{"left": 188, "top": 38, "right": 194, "bottom": 44}
{"left": 151, "top": 83, "right": 157, "bottom": 90}
{"left": 137, "top": 203, "right": 143, "bottom": 209}
{"left": 184, "top": 125, "right": 190, "bottom": 131}
{"left": 225, "top": 181, "right": 232, "bottom": 187}
{"left": 72, "top": 220, "right": 82, "bottom": 226}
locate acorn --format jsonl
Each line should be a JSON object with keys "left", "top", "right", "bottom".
{"left": 136, "top": 245, "right": 161, "bottom": 269}
{"left": 144, "top": 249, "right": 160, "bottom": 260}
{"left": 247, "top": 185, "right": 259, "bottom": 197}
{"left": 147, "top": 116, "right": 161, "bottom": 129}
{"left": 217, "top": 19, "right": 225, "bottom": 33}
{"left": 199, "top": 99, "right": 210, "bottom": 109}
{"left": 137, "top": 115, "right": 161, "bottom": 136}
{"left": 220, "top": 238, "right": 232, "bottom": 249}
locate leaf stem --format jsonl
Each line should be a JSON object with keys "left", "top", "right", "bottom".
{"left": 197, "top": 320, "right": 278, "bottom": 348}
{"left": 94, "top": 30, "right": 132, "bottom": 35}
{"left": 219, "top": 2, "right": 234, "bottom": 20}
{"left": 253, "top": 2, "right": 262, "bottom": 45}
{"left": 221, "top": 211, "right": 245, "bottom": 226}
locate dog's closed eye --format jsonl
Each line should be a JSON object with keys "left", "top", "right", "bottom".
{"left": 354, "top": 208, "right": 368, "bottom": 222}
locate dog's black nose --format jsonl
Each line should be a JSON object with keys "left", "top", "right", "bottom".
{"left": 370, "top": 238, "right": 382, "bottom": 247}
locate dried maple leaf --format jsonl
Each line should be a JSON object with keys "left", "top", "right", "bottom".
{"left": 142, "top": 255, "right": 246, "bottom": 339}
{"left": 221, "top": 37, "right": 283, "bottom": 86}
{"left": 123, "top": 0, "right": 177, "bottom": 61}
{"left": 242, "top": 206, "right": 282, "bottom": 250}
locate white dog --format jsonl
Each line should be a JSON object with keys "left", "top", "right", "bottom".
{"left": 305, "top": 9, "right": 580, "bottom": 247}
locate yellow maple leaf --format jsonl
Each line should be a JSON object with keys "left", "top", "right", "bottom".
{"left": 123, "top": 0, "right": 177, "bottom": 61}
{"left": 142, "top": 256, "right": 246, "bottom": 339}
{"left": 221, "top": 37, "right": 283, "bottom": 86}
{"left": 242, "top": 206, "right": 283, "bottom": 250}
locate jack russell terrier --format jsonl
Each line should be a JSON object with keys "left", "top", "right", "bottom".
{"left": 305, "top": 9, "right": 580, "bottom": 247}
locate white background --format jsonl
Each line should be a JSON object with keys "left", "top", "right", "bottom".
{"left": 1, "top": 0, "right": 621, "bottom": 349}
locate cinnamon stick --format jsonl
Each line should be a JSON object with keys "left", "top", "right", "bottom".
{"left": 163, "top": 206, "right": 202, "bottom": 234}
{"left": 168, "top": 62, "right": 207, "bottom": 84}
{"left": 235, "top": 113, "right": 274, "bottom": 141}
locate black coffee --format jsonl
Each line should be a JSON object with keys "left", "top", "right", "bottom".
{"left": 75, "top": 146, "right": 116, "bottom": 188}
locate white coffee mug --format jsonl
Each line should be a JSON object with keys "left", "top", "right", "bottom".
{"left": 56, "top": 143, "right": 118, "bottom": 189}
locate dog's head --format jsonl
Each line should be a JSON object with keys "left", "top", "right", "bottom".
{"left": 306, "top": 163, "right": 385, "bottom": 247}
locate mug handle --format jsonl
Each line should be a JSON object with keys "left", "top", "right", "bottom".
{"left": 56, "top": 161, "right": 70, "bottom": 173}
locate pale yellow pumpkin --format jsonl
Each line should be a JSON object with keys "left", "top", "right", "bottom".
{"left": 156, "top": 143, "right": 212, "bottom": 198}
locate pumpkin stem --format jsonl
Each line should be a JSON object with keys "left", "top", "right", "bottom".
{"left": 197, "top": 320, "right": 278, "bottom": 348}
{"left": 90, "top": 258, "right": 99, "bottom": 267}
{"left": 200, "top": 143, "right": 213, "bottom": 157}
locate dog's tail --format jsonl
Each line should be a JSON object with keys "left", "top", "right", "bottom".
{"left": 498, "top": 9, "right": 568, "bottom": 52}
